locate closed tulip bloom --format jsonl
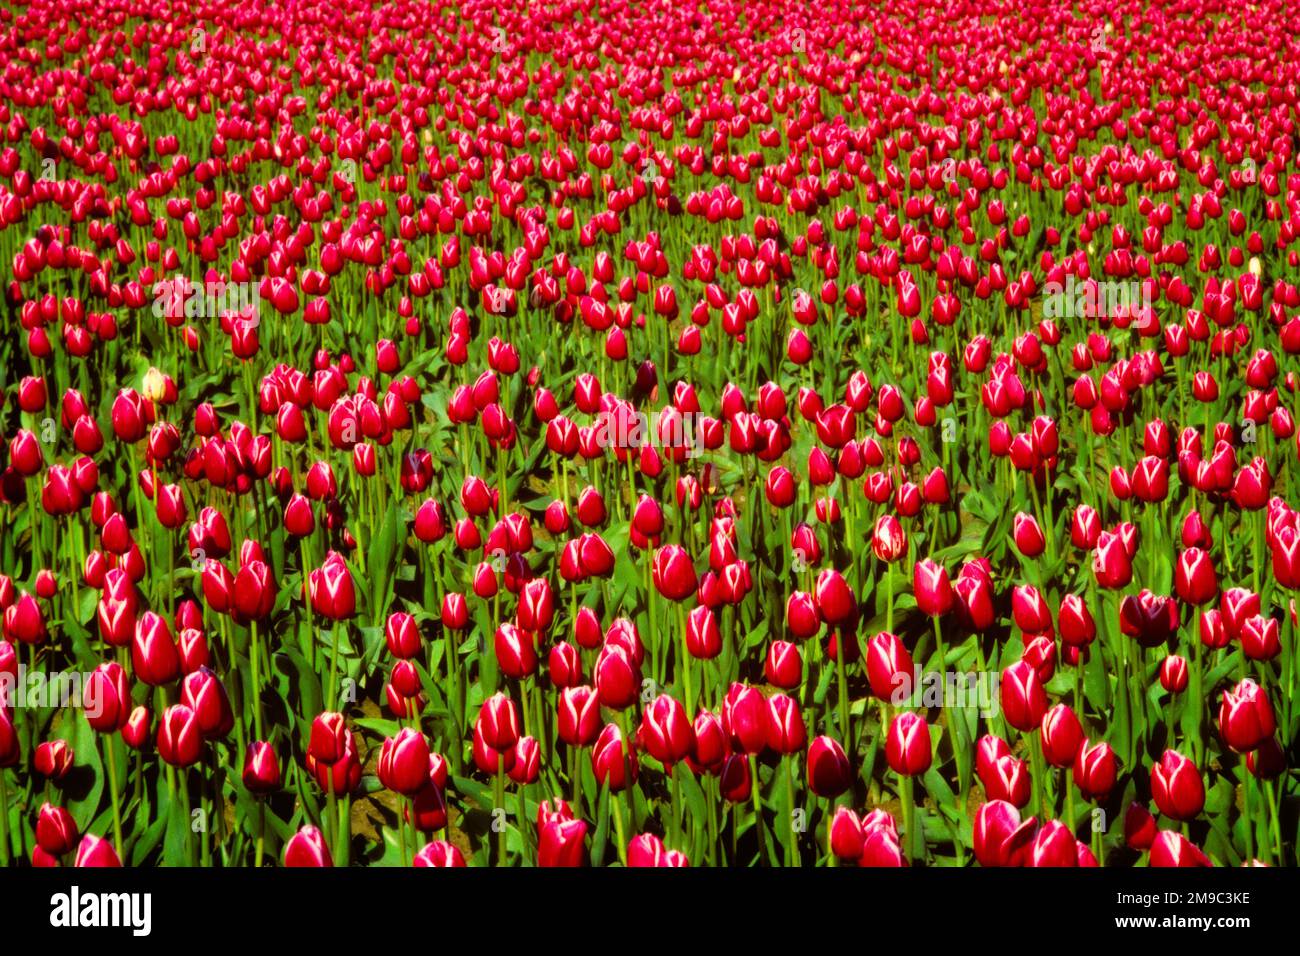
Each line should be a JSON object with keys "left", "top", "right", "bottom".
{"left": 1148, "top": 830, "right": 1211, "bottom": 867}
{"left": 557, "top": 686, "right": 601, "bottom": 746}
{"left": 413, "top": 499, "right": 447, "bottom": 542}
{"left": 765, "top": 466, "right": 796, "bottom": 507}
{"left": 548, "top": 642, "right": 582, "bottom": 688}
{"left": 1125, "top": 802, "right": 1158, "bottom": 850}
{"left": 1219, "top": 588, "right": 1260, "bottom": 638}
{"left": 471, "top": 724, "right": 515, "bottom": 776}
{"left": 885, "top": 712, "right": 931, "bottom": 776}
{"left": 719, "top": 753, "right": 752, "bottom": 801}
{"left": 1057, "top": 594, "right": 1096, "bottom": 646}
{"left": 308, "top": 551, "right": 356, "bottom": 619}
{"left": 1000, "top": 661, "right": 1048, "bottom": 732}
{"left": 640, "top": 695, "right": 694, "bottom": 766}
{"left": 440, "top": 592, "right": 469, "bottom": 630}
{"left": 308, "top": 712, "right": 350, "bottom": 764}
{"left": 83, "top": 660, "right": 132, "bottom": 734}
{"left": 872, "top": 514, "right": 907, "bottom": 562}
{"left": 494, "top": 622, "right": 538, "bottom": 679}
{"left": 976, "top": 735, "right": 1012, "bottom": 780}
{"left": 865, "top": 632, "right": 914, "bottom": 703}
{"left": 284, "top": 826, "right": 333, "bottom": 867}
{"left": 861, "top": 826, "right": 907, "bottom": 867}
{"left": 385, "top": 612, "right": 422, "bottom": 659}
{"left": 1071, "top": 504, "right": 1101, "bottom": 549}
{"left": 981, "top": 754, "right": 1031, "bottom": 808}
{"left": 74, "top": 834, "right": 122, "bottom": 868}
{"left": 830, "top": 807, "right": 865, "bottom": 859}
{"left": 954, "top": 569, "right": 995, "bottom": 632}
{"left": 686, "top": 605, "right": 722, "bottom": 659}
{"left": 814, "top": 568, "right": 856, "bottom": 625}
{"left": 572, "top": 606, "right": 602, "bottom": 649}
{"left": 230, "top": 559, "right": 276, "bottom": 625}
{"left": 1159, "top": 655, "right": 1189, "bottom": 694}
{"left": 1027, "top": 820, "right": 1077, "bottom": 867}
{"left": 1174, "top": 548, "right": 1217, "bottom": 605}
{"left": 508, "top": 736, "right": 541, "bottom": 784}
{"left": 414, "top": 841, "right": 465, "bottom": 867}
{"left": 1073, "top": 740, "right": 1118, "bottom": 800}
{"left": 764, "top": 640, "right": 802, "bottom": 688}
{"left": 627, "top": 833, "right": 687, "bottom": 867}
{"left": 1039, "top": 704, "right": 1083, "bottom": 768}
{"left": 652, "top": 544, "right": 697, "bottom": 600}
{"left": 912, "top": 558, "right": 953, "bottom": 616}
{"left": 688, "top": 710, "right": 728, "bottom": 773}
{"left": 36, "top": 803, "right": 78, "bottom": 855}
{"left": 3, "top": 592, "right": 46, "bottom": 645}
{"left": 180, "top": 667, "right": 234, "bottom": 739}
{"left": 766, "top": 694, "right": 807, "bottom": 754}
{"left": 243, "top": 741, "right": 281, "bottom": 794}
{"left": 1092, "top": 530, "right": 1132, "bottom": 589}
{"left": 1013, "top": 512, "right": 1045, "bottom": 557}
{"left": 807, "top": 735, "right": 851, "bottom": 797}
{"left": 1150, "top": 750, "right": 1205, "bottom": 821}
{"left": 477, "top": 693, "right": 520, "bottom": 752}
{"left": 132, "top": 612, "right": 180, "bottom": 686}
{"left": 1218, "top": 679, "right": 1276, "bottom": 753}
{"left": 34, "top": 740, "right": 73, "bottom": 780}
{"left": 379, "top": 729, "right": 431, "bottom": 795}
{"left": 786, "top": 591, "right": 821, "bottom": 639}
{"left": 538, "top": 817, "right": 587, "bottom": 867}
{"left": 973, "top": 800, "right": 1033, "bottom": 867}
{"left": 1240, "top": 614, "right": 1281, "bottom": 660}
{"left": 722, "top": 683, "right": 771, "bottom": 754}
{"left": 156, "top": 704, "right": 202, "bottom": 767}
{"left": 594, "top": 644, "right": 640, "bottom": 710}
{"left": 591, "top": 722, "right": 637, "bottom": 791}
{"left": 122, "top": 706, "right": 150, "bottom": 750}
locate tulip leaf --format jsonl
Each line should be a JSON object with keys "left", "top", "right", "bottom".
{"left": 162, "top": 784, "right": 192, "bottom": 867}
{"left": 60, "top": 711, "right": 106, "bottom": 834}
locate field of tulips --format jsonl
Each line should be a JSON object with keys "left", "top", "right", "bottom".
{"left": 0, "top": 0, "right": 1298, "bottom": 870}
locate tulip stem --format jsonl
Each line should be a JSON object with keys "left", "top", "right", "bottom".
{"left": 835, "top": 641, "right": 850, "bottom": 760}
{"left": 337, "top": 794, "right": 351, "bottom": 867}
{"left": 1244, "top": 769, "right": 1254, "bottom": 862}
{"left": 0, "top": 771, "right": 10, "bottom": 866}
{"left": 784, "top": 755, "right": 798, "bottom": 866}
{"left": 899, "top": 773, "right": 915, "bottom": 864}
{"left": 249, "top": 620, "right": 263, "bottom": 741}
{"left": 1029, "top": 730, "right": 1047, "bottom": 820}
{"left": 104, "top": 731, "right": 124, "bottom": 861}
{"left": 749, "top": 754, "right": 767, "bottom": 865}
{"left": 676, "top": 602, "right": 692, "bottom": 715}
{"left": 885, "top": 562, "right": 893, "bottom": 633}
{"left": 494, "top": 756, "right": 507, "bottom": 866}
{"left": 299, "top": 539, "right": 317, "bottom": 671}
{"left": 568, "top": 745, "right": 582, "bottom": 819}
{"left": 255, "top": 800, "right": 265, "bottom": 868}
{"left": 609, "top": 783, "right": 628, "bottom": 866}
{"left": 670, "top": 763, "right": 683, "bottom": 850}
{"left": 327, "top": 624, "right": 340, "bottom": 709}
